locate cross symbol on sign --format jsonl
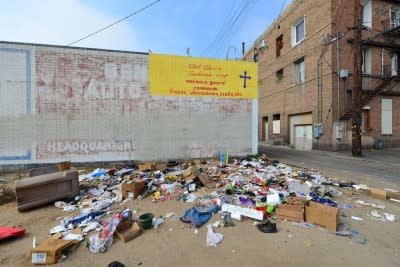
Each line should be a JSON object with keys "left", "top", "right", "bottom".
{"left": 240, "top": 70, "right": 251, "bottom": 88}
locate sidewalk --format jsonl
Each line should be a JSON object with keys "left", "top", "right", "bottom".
{"left": 258, "top": 143, "right": 400, "bottom": 188}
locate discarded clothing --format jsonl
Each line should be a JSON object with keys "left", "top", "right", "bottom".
{"left": 310, "top": 192, "right": 337, "bottom": 207}
{"left": 180, "top": 205, "right": 220, "bottom": 228}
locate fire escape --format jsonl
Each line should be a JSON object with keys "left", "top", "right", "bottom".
{"left": 340, "top": 5, "right": 400, "bottom": 121}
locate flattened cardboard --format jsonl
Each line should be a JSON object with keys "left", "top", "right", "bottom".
{"left": 115, "top": 221, "right": 142, "bottom": 242}
{"left": 385, "top": 190, "right": 400, "bottom": 200}
{"left": 198, "top": 173, "right": 216, "bottom": 188}
{"left": 121, "top": 180, "right": 145, "bottom": 199}
{"left": 156, "top": 163, "right": 167, "bottom": 171}
{"left": 31, "top": 238, "right": 75, "bottom": 264}
{"left": 305, "top": 201, "right": 339, "bottom": 232}
{"left": 370, "top": 188, "right": 388, "bottom": 200}
{"left": 138, "top": 162, "right": 156, "bottom": 171}
{"left": 276, "top": 204, "right": 304, "bottom": 222}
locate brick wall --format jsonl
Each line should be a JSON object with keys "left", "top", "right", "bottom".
{"left": 245, "top": 0, "right": 400, "bottom": 150}
{"left": 0, "top": 42, "right": 255, "bottom": 167}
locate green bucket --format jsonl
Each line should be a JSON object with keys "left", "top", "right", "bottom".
{"left": 139, "top": 213, "right": 154, "bottom": 229}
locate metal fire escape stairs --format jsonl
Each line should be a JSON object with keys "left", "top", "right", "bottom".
{"left": 340, "top": 16, "right": 400, "bottom": 121}
{"left": 339, "top": 75, "right": 396, "bottom": 121}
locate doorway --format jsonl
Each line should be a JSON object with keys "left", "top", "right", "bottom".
{"left": 294, "top": 125, "right": 313, "bottom": 150}
{"left": 262, "top": 116, "right": 268, "bottom": 141}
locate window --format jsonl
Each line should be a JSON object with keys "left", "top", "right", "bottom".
{"left": 276, "top": 35, "right": 283, "bottom": 57}
{"left": 292, "top": 17, "right": 305, "bottom": 46}
{"left": 362, "top": 0, "right": 372, "bottom": 28}
{"left": 276, "top": 68, "right": 284, "bottom": 81}
{"left": 273, "top": 114, "right": 281, "bottom": 134}
{"left": 381, "top": 99, "right": 392, "bottom": 134}
{"left": 362, "top": 47, "right": 372, "bottom": 74}
{"left": 391, "top": 53, "right": 398, "bottom": 76}
{"left": 292, "top": 58, "right": 305, "bottom": 84}
{"left": 390, "top": 8, "right": 400, "bottom": 29}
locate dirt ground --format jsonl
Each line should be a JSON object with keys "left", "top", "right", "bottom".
{"left": 0, "top": 168, "right": 399, "bottom": 267}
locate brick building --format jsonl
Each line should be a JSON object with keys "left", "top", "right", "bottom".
{"left": 245, "top": 0, "right": 400, "bottom": 151}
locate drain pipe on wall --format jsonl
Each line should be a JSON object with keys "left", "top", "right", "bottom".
{"left": 336, "top": 32, "right": 340, "bottom": 121}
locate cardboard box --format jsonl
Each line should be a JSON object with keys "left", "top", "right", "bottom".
{"left": 138, "top": 162, "right": 156, "bottom": 171}
{"left": 305, "top": 201, "right": 339, "bottom": 232}
{"left": 115, "top": 221, "right": 142, "bottom": 242}
{"left": 156, "top": 163, "right": 167, "bottom": 170}
{"left": 385, "top": 190, "right": 400, "bottom": 200}
{"left": 31, "top": 238, "right": 74, "bottom": 264}
{"left": 121, "top": 180, "right": 145, "bottom": 199}
{"left": 276, "top": 204, "right": 304, "bottom": 222}
{"left": 370, "top": 188, "right": 388, "bottom": 200}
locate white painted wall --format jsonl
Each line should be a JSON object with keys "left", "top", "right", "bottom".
{"left": 0, "top": 42, "right": 255, "bottom": 166}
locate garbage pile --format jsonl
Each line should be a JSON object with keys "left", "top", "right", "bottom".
{"left": 24, "top": 155, "right": 399, "bottom": 264}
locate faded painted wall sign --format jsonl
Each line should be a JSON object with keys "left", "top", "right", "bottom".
{"left": 149, "top": 54, "right": 258, "bottom": 99}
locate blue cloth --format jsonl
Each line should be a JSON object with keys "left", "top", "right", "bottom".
{"left": 310, "top": 192, "right": 337, "bottom": 207}
{"left": 180, "top": 205, "right": 220, "bottom": 228}
{"left": 68, "top": 211, "right": 105, "bottom": 226}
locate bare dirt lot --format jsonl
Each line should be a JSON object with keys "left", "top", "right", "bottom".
{"left": 1, "top": 166, "right": 399, "bottom": 267}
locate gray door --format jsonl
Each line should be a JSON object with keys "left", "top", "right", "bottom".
{"left": 294, "top": 125, "right": 312, "bottom": 150}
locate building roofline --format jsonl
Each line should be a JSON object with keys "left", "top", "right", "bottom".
{"left": 243, "top": 0, "right": 302, "bottom": 58}
{"left": 0, "top": 40, "right": 148, "bottom": 55}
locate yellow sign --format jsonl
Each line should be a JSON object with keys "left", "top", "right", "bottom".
{"left": 149, "top": 54, "right": 258, "bottom": 99}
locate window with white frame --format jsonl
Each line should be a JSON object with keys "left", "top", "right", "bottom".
{"left": 362, "top": 47, "right": 372, "bottom": 74}
{"left": 362, "top": 0, "right": 372, "bottom": 28}
{"left": 390, "top": 8, "right": 400, "bottom": 29}
{"left": 292, "top": 58, "right": 305, "bottom": 84}
{"left": 291, "top": 17, "right": 305, "bottom": 46}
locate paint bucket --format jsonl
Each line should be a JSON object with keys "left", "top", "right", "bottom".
{"left": 139, "top": 213, "right": 154, "bottom": 229}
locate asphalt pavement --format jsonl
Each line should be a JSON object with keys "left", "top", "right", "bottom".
{"left": 258, "top": 143, "right": 400, "bottom": 188}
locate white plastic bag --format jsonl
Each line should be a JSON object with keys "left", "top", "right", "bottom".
{"left": 206, "top": 224, "right": 224, "bottom": 247}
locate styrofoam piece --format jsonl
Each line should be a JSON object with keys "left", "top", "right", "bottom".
{"left": 221, "top": 204, "right": 263, "bottom": 220}
{"left": 267, "top": 193, "right": 281, "bottom": 206}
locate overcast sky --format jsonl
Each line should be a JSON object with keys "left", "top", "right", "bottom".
{"left": 0, "top": 0, "right": 290, "bottom": 59}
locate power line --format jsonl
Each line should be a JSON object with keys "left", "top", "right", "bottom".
{"left": 278, "top": 0, "right": 286, "bottom": 17}
{"left": 201, "top": 0, "right": 240, "bottom": 56}
{"left": 65, "top": 0, "right": 161, "bottom": 46}
{"left": 213, "top": 0, "right": 256, "bottom": 57}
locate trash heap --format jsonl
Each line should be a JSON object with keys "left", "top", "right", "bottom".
{"left": 25, "top": 155, "right": 399, "bottom": 265}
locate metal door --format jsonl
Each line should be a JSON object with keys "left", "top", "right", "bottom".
{"left": 294, "top": 125, "right": 312, "bottom": 150}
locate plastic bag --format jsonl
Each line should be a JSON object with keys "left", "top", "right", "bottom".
{"left": 206, "top": 224, "right": 223, "bottom": 247}
{"left": 88, "top": 234, "right": 109, "bottom": 253}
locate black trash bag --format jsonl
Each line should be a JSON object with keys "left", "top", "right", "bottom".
{"left": 108, "top": 261, "right": 125, "bottom": 267}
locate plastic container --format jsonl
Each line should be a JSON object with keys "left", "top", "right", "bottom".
{"left": 139, "top": 213, "right": 154, "bottom": 229}
{"left": 376, "top": 139, "right": 383, "bottom": 150}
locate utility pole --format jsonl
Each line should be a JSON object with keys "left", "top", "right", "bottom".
{"left": 352, "top": 0, "right": 362, "bottom": 156}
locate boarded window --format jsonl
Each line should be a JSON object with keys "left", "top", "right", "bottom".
{"left": 362, "top": 47, "right": 372, "bottom": 74}
{"left": 362, "top": 0, "right": 372, "bottom": 28}
{"left": 381, "top": 99, "right": 392, "bottom": 134}
{"left": 273, "top": 114, "right": 281, "bottom": 134}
